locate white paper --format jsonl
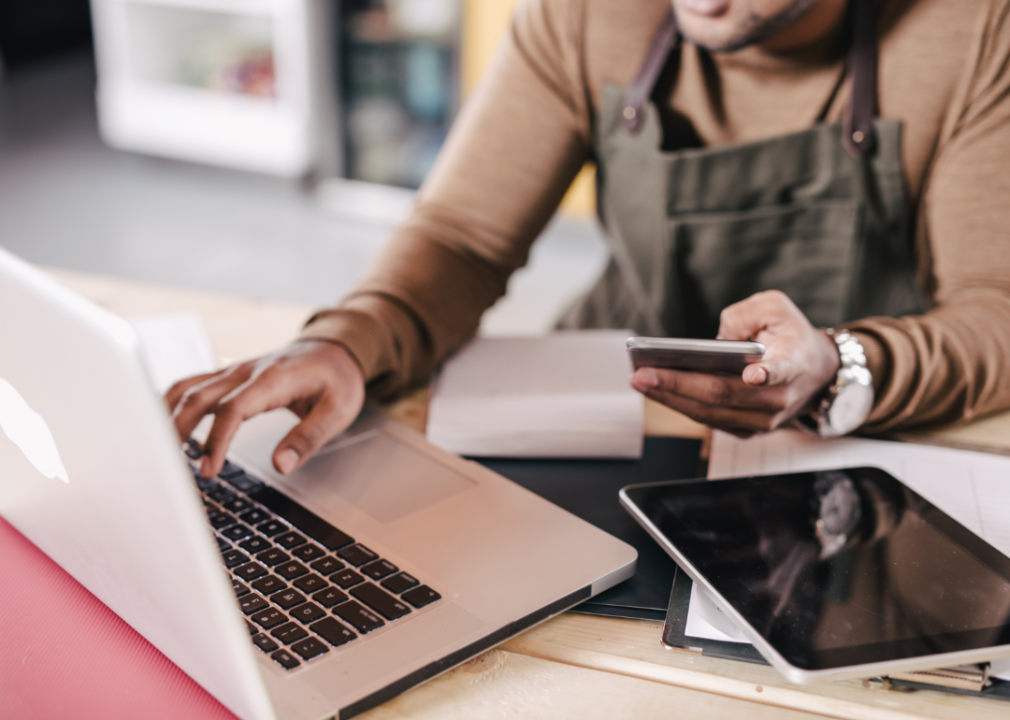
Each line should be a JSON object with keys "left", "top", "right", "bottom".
{"left": 128, "top": 313, "right": 218, "bottom": 394}
{"left": 683, "top": 429, "right": 1010, "bottom": 678}
{"left": 685, "top": 581, "right": 749, "bottom": 643}
{"left": 427, "top": 331, "right": 643, "bottom": 458}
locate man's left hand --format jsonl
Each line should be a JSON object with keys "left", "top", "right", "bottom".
{"left": 630, "top": 290, "right": 841, "bottom": 437}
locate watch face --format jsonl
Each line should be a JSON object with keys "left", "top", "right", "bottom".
{"left": 826, "top": 381, "right": 874, "bottom": 436}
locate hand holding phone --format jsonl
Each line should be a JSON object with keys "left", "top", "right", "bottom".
{"left": 626, "top": 336, "right": 765, "bottom": 376}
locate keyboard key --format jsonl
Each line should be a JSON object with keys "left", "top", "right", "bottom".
{"left": 217, "top": 460, "right": 244, "bottom": 479}
{"left": 239, "top": 536, "right": 272, "bottom": 554}
{"left": 311, "top": 587, "right": 348, "bottom": 608}
{"left": 225, "top": 473, "right": 263, "bottom": 493}
{"left": 381, "top": 572, "right": 419, "bottom": 594}
{"left": 337, "top": 545, "right": 378, "bottom": 567}
{"left": 252, "top": 633, "right": 279, "bottom": 653}
{"left": 246, "top": 620, "right": 257, "bottom": 635}
{"left": 310, "top": 557, "right": 344, "bottom": 576}
{"left": 310, "top": 617, "right": 356, "bottom": 648}
{"left": 330, "top": 569, "right": 364, "bottom": 589}
{"left": 239, "top": 509, "right": 270, "bottom": 526}
{"left": 351, "top": 583, "right": 411, "bottom": 621}
{"left": 271, "top": 622, "right": 308, "bottom": 645}
{"left": 238, "top": 594, "right": 268, "bottom": 615}
{"left": 208, "top": 487, "right": 237, "bottom": 504}
{"left": 233, "top": 562, "right": 268, "bottom": 582}
{"left": 291, "top": 544, "right": 325, "bottom": 562}
{"left": 291, "top": 637, "right": 329, "bottom": 661}
{"left": 361, "top": 559, "right": 397, "bottom": 580}
{"left": 290, "top": 602, "right": 326, "bottom": 625}
{"left": 275, "top": 561, "right": 309, "bottom": 581}
{"left": 402, "top": 585, "right": 441, "bottom": 609}
{"left": 215, "top": 536, "right": 231, "bottom": 552}
{"left": 274, "top": 531, "right": 307, "bottom": 550}
{"left": 223, "top": 498, "right": 253, "bottom": 514}
{"left": 252, "top": 575, "right": 287, "bottom": 595}
{"left": 222, "top": 549, "right": 250, "bottom": 569}
{"left": 271, "top": 648, "right": 300, "bottom": 670}
{"left": 247, "top": 486, "right": 354, "bottom": 551}
{"left": 184, "top": 439, "right": 203, "bottom": 459}
{"left": 272, "top": 590, "right": 307, "bottom": 610}
{"left": 251, "top": 607, "right": 286, "bottom": 630}
{"left": 293, "top": 574, "right": 327, "bottom": 594}
{"left": 232, "top": 579, "right": 250, "bottom": 597}
{"left": 333, "top": 602, "right": 384, "bottom": 634}
{"left": 256, "top": 548, "right": 290, "bottom": 567}
{"left": 209, "top": 511, "right": 236, "bottom": 530}
{"left": 222, "top": 524, "right": 253, "bottom": 542}
{"left": 256, "top": 521, "right": 287, "bottom": 537}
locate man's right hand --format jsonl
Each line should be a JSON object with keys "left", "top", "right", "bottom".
{"left": 166, "top": 340, "right": 365, "bottom": 479}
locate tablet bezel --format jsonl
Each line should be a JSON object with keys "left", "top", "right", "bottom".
{"left": 620, "top": 469, "right": 1010, "bottom": 684}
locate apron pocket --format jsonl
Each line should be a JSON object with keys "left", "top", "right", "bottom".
{"left": 666, "top": 198, "right": 860, "bottom": 338}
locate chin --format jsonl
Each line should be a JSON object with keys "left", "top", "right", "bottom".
{"left": 672, "top": 0, "right": 753, "bottom": 52}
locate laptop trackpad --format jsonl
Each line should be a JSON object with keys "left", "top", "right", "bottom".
{"left": 294, "top": 431, "right": 475, "bottom": 523}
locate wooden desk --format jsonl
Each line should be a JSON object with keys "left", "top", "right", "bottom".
{"left": 48, "top": 268, "right": 1010, "bottom": 720}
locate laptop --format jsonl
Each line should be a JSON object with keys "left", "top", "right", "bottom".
{"left": 0, "top": 247, "right": 637, "bottom": 720}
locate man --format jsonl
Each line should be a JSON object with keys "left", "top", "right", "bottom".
{"left": 169, "top": 0, "right": 1010, "bottom": 479}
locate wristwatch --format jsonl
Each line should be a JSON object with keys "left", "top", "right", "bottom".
{"left": 798, "top": 329, "right": 874, "bottom": 438}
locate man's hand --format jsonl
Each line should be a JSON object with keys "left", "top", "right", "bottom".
{"left": 630, "top": 290, "right": 841, "bottom": 437}
{"left": 165, "top": 340, "right": 365, "bottom": 478}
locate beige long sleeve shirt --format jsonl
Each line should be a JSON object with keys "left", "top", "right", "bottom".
{"left": 301, "top": 0, "right": 1010, "bottom": 432}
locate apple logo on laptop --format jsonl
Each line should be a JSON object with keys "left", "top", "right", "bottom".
{"left": 0, "top": 376, "right": 69, "bottom": 483}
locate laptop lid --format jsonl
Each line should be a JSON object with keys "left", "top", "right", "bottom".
{"left": 0, "top": 248, "right": 276, "bottom": 720}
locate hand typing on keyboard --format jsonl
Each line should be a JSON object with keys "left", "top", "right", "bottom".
{"left": 166, "top": 340, "right": 365, "bottom": 478}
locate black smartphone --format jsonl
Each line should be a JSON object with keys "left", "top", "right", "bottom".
{"left": 626, "top": 336, "right": 765, "bottom": 375}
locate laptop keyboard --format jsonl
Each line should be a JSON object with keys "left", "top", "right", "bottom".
{"left": 185, "top": 440, "right": 442, "bottom": 672}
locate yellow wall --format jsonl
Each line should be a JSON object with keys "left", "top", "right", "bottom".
{"left": 460, "top": 0, "right": 596, "bottom": 218}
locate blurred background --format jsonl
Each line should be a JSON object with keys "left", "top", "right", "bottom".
{"left": 0, "top": 0, "right": 607, "bottom": 335}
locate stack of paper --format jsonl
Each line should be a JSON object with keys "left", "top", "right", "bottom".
{"left": 427, "top": 331, "right": 643, "bottom": 458}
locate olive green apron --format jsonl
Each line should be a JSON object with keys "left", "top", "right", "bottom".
{"left": 561, "top": 0, "right": 926, "bottom": 338}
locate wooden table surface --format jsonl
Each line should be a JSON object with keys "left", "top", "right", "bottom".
{"left": 48, "top": 268, "right": 1010, "bottom": 720}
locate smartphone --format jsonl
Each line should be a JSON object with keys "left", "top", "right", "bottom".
{"left": 626, "top": 336, "right": 765, "bottom": 375}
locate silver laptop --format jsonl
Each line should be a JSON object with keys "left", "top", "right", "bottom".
{"left": 0, "top": 247, "right": 637, "bottom": 720}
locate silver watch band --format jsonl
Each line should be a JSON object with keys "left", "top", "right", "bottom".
{"left": 799, "top": 329, "right": 874, "bottom": 438}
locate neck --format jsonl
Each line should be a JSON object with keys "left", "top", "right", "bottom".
{"left": 759, "top": 0, "right": 850, "bottom": 53}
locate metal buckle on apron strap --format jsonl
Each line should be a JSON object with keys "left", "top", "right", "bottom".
{"left": 621, "top": 12, "right": 678, "bottom": 134}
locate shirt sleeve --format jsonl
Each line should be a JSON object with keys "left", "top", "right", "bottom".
{"left": 300, "top": 0, "right": 592, "bottom": 399}
{"left": 848, "top": 0, "right": 1010, "bottom": 432}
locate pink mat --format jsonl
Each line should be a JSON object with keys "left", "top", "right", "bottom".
{"left": 0, "top": 516, "right": 237, "bottom": 720}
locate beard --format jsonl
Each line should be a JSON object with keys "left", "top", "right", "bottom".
{"left": 674, "top": 0, "right": 825, "bottom": 53}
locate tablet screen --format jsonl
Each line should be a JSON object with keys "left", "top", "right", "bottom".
{"left": 623, "top": 468, "right": 1010, "bottom": 670}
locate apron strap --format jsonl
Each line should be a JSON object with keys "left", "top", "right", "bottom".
{"left": 844, "top": 0, "right": 878, "bottom": 157}
{"left": 621, "top": 11, "right": 679, "bottom": 133}
{"left": 622, "top": 0, "right": 879, "bottom": 157}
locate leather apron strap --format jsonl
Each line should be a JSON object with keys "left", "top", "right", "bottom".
{"left": 620, "top": 0, "right": 879, "bottom": 158}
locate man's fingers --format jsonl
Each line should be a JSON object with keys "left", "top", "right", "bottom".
{"left": 198, "top": 368, "right": 302, "bottom": 477}
{"left": 743, "top": 355, "right": 801, "bottom": 388}
{"left": 272, "top": 394, "right": 353, "bottom": 474}
{"left": 640, "top": 385, "right": 784, "bottom": 434}
{"left": 165, "top": 372, "right": 221, "bottom": 416}
{"left": 632, "top": 367, "right": 784, "bottom": 413}
{"left": 172, "top": 366, "right": 251, "bottom": 444}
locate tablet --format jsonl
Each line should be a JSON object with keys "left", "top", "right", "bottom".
{"left": 620, "top": 468, "right": 1010, "bottom": 683}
